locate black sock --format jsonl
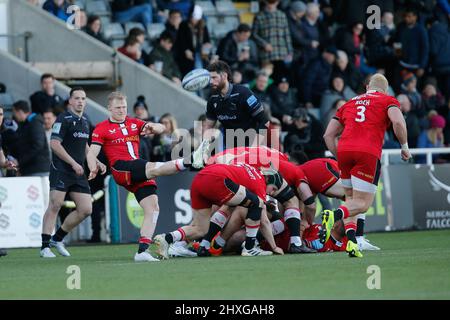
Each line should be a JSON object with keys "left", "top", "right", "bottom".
{"left": 346, "top": 229, "right": 357, "bottom": 243}
{"left": 138, "top": 242, "right": 149, "bottom": 254}
{"left": 165, "top": 233, "right": 174, "bottom": 244}
{"left": 334, "top": 208, "right": 344, "bottom": 221}
{"left": 51, "top": 227, "right": 68, "bottom": 242}
{"left": 245, "top": 237, "right": 256, "bottom": 250}
{"left": 256, "top": 231, "right": 264, "bottom": 243}
{"left": 204, "top": 222, "right": 222, "bottom": 242}
{"left": 356, "top": 218, "right": 365, "bottom": 237}
{"left": 41, "top": 234, "right": 51, "bottom": 250}
{"left": 285, "top": 218, "right": 301, "bottom": 237}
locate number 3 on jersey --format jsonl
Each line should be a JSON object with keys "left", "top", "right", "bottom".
{"left": 355, "top": 106, "right": 366, "bottom": 122}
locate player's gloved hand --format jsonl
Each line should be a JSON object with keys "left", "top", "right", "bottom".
{"left": 309, "top": 239, "right": 324, "bottom": 251}
{"left": 72, "top": 162, "right": 84, "bottom": 176}
{"left": 272, "top": 247, "right": 284, "bottom": 255}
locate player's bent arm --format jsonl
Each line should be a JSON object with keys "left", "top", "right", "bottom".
{"left": 86, "top": 144, "right": 102, "bottom": 177}
{"left": 323, "top": 119, "right": 343, "bottom": 157}
{"left": 388, "top": 107, "right": 408, "bottom": 145}
{"left": 50, "top": 139, "right": 79, "bottom": 167}
{"left": 259, "top": 207, "right": 283, "bottom": 254}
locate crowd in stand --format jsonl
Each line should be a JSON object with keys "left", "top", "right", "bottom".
{"left": 18, "top": 0, "right": 450, "bottom": 163}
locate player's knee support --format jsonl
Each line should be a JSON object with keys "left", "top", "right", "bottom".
{"left": 240, "top": 190, "right": 262, "bottom": 221}
{"left": 224, "top": 178, "right": 240, "bottom": 194}
{"left": 275, "top": 186, "right": 295, "bottom": 203}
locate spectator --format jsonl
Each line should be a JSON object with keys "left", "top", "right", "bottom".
{"left": 84, "top": 15, "right": 108, "bottom": 44}
{"left": 429, "top": 20, "right": 450, "bottom": 100}
{"left": 11, "top": 101, "right": 50, "bottom": 176}
{"left": 118, "top": 37, "right": 143, "bottom": 63}
{"left": 147, "top": 31, "right": 182, "bottom": 84}
{"left": 252, "top": 0, "right": 293, "bottom": 82}
{"left": 164, "top": 9, "right": 182, "bottom": 41}
{"left": 321, "top": 98, "right": 346, "bottom": 128}
{"left": 397, "top": 94, "right": 420, "bottom": 148}
{"left": 299, "top": 46, "right": 337, "bottom": 108}
{"left": 251, "top": 72, "right": 273, "bottom": 108}
{"left": 269, "top": 77, "right": 298, "bottom": 128}
{"left": 216, "top": 23, "right": 259, "bottom": 83}
{"left": 365, "top": 12, "right": 396, "bottom": 71}
{"left": 394, "top": 7, "right": 429, "bottom": 79}
{"left": 128, "top": 27, "right": 150, "bottom": 63}
{"left": 335, "top": 21, "right": 364, "bottom": 68}
{"left": 43, "top": 0, "right": 69, "bottom": 22}
{"left": 416, "top": 113, "right": 447, "bottom": 163}
{"left": 232, "top": 69, "right": 243, "bottom": 85}
{"left": 152, "top": 113, "right": 180, "bottom": 161}
{"left": 434, "top": 0, "right": 450, "bottom": 27}
{"left": 157, "top": 0, "right": 193, "bottom": 20}
{"left": 132, "top": 96, "right": 155, "bottom": 161}
{"left": 296, "top": 2, "right": 321, "bottom": 67}
{"left": 286, "top": 1, "right": 307, "bottom": 62}
{"left": 400, "top": 72, "right": 423, "bottom": 119}
{"left": 283, "top": 107, "right": 326, "bottom": 159}
{"left": 174, "top": 4, "right": 211, "bottom": 76}
{"left": 42, "top": 109, "right": 57, "bottom": 159}
{"left": 29, "top": 74, "right": 64, "bottom": 115}
{"left": 319, "top": 75, "right": 356, "bottom": 126}
{"left": 422, "top": 83, "right": 446, "bottom": 113}
{"left": 111, "top": 0, "right": 153, "bottom": 27}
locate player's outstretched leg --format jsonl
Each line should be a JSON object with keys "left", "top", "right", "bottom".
{"left": 198, "top": 207, "right": 230, "bottom": 257}
{"left": 355, "top": 213, "right": 380, "bottom": 251}
{"left": 41, "top": 190, "right": 66, "bottom": 258}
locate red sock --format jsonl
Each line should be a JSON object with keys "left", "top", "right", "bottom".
{"left": 139, "top": 236, "right": 152, "bottom": 244}
{"left": 338, "top": 205, "right": 350, "bottom": 219}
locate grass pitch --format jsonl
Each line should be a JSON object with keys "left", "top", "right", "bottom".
{"left": 1, "top": 230, "right": 450, "bottom": 299}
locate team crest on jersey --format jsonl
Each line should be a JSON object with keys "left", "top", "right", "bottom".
{"left": 109, "top": 129, "right": 116, "bottom": 134}
{"left": 131, "top": 123, "right": 138, "bottom": 131}
{"left": 52, "top": 122, "right": 61, "bottom": 134}
{"left": 213, "top": 103, "right": 217, "bottom": 108}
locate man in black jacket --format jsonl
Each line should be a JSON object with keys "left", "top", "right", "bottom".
{"left": 216, "top": 24, "right": 259, "bottom": 83}
{"left": 29, "top": 74, "right": 64, "bottom": 115}
{"left": 12, "top": 100, "right": 50, "bottom": 176}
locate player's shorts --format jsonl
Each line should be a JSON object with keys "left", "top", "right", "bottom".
{"left": 111, "top": 159, "right": 157, "bottom": 195}
{"left": 190, "top": 174, "right": 235, "bottom": 210}
{"left": 190, "top": 170, "right": 265, "bottom": 210}
{"left": 337, "top": 151, "right": 381, "bottom": 193}
{"left": 304, "top": 161, "right": 340, "bottom": 194}
{"left": 49, "top": 166, "right": 91, "bottom": 194}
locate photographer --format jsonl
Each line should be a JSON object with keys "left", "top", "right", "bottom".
{"left": 283, "top": 107, "right": 326, "bottom": 159}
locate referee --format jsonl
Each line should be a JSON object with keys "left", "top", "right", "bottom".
{"left": 204, "top": 61, "right": 270, "bottom": 151}
{"left": 40, "top": 87, "right": 105, "bottom": 258}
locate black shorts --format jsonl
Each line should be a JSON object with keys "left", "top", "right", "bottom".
{"left": 49, "top": 166, "right": 91, "bottom": 194}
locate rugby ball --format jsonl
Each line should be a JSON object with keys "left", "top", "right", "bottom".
{"left": 182, "top": 68, "right": 210, "bottom": 91}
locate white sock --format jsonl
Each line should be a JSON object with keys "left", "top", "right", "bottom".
{"left": 214, "top": 235, "right": 226, "bottom": 247}
{"left": 200, "top": 239, "right": 211, "bottom": 249}
{"left": 175, "top": 159, "right": 186, "bottom": 171}
{"left": 290, "top": 236, "right": 302, "bottom": 246}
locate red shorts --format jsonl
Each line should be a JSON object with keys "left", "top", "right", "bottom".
{"left": 320, "top": 237, "right": 348, "bottom": 252}
{"left": 111, "top": 163, "right": 157, "bottom": 194}
{"left": 190, "top": 164, "right": 266, "bottom": 210}
{"left": 337, "top": 151, "right": 381, "bottom": 185}
{"left": 260, "top": 228, "right": 291, "bottom": 252}
{"left": 302, "top": 159, "right": 340, "bottom": 194}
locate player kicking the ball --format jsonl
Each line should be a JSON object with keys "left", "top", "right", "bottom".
{"left": 153, "top": 163, "right": 285, "bottom": 259}
{"left": 87, "top": 92, "right": 205, "bottom": 262}
{"left": 322, "top": 74, "right": 411, "bottom": 257}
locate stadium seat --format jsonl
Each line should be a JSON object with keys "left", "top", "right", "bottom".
{"left": 73, "top": 0, "right": 86, "bottom": 10}
{"left": 0, "top": 93, "right": 13, "bottom": 109}
{"left": 110, "top": 39, "right": 125, "bottom": 49}
{"left": 85, "top": 0, "right": 110, "bottom": 16}
{"left": 147, "top": 23, "right": 165, "bottom": 40}
{"left": 102, "top": 23, "right": 125, "bottom": 41}
{"left": 124, "top": 22, "right": 145, "bottom": 35}
{"left": 197, "top": 1, "right": 217, "bottom": 16}
{"left": 223, "top": 15, "right": 240, "bottom": 30}
{"left": 216, "top": 0, "right": 238, "bottom": 15}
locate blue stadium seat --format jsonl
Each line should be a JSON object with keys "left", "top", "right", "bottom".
{"left": 85, "top": 0, "right": 110, "bottom": 16}
{"left": 147, "top": 23, "right": 165, "bottom": 40}
{"left": 102, "top": 22, "right": 125, "bottom": 41}
{"left": 124, "top": 22, "right": 145, "bottom": 35}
